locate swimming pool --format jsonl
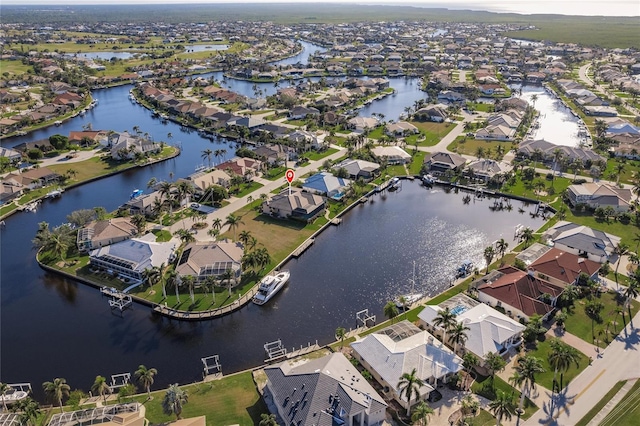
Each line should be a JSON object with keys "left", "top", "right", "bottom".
{"left": 451, "top": 305, "right": 468, "bottom": 316}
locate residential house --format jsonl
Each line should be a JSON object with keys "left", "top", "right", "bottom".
{"left": 77, "top": 218, "right": 137, "bottom": 252}
{"left": 185, "top": 169, "right": 232, "bottom": 192}
{"left": 175, "top": 240, "right": 244, "bottom": 282}
{"left": 414, "top": 105, "right": 448, "bottom": 123}
{"left": 347, "top": 116, "right": 379, "bottom": 133}
{"left": 472, "top": 266, "right": 564, "bottom": 320}
{"left": 263, "top": 353, "right": 387, "bottom": 426}
{"left": 110, "top": 132, "right": 160, "bottom": 160}
{"left": 423, "top": 152, "right": 466, "bottom": 174}
{"left": 253, "top": 144, "right": 294, "bottom": 165}
{"left": 518, "top": 139, "right": 606, "bottom": 165}
{"left": 216, "top": 157, "right": 262, "bottom": 180}
{"left": 89, "top": 234, "right": 176, "bottom": 281}
{"left": 465, "top": 159, "right": 511, "bottom": 181}
{"left": 385, "top": 121, "right": 419, "bottom": 137}
{"left": 302, "top": 172, "right": 350, "bottom": 198}
{"left": 122, "top": 191, "right": 163, "bottom": 216}
{"left": 418, "top": 295, "right": 525, "bottom": 362}
{"left": 528, "top": 247, "right": 601, "bottom": 286}
{"left": 0, "top": 147, "right": 22, "bottom": 163}
{"left": 351, "top": 320, "right": 462, "bottom": 411}
{"left": 371, "top": 146, "right": 411, "bottom": 165}
{"left": 288, "top": 106, "right": 320, "bottom": 120}
{"left": 288, "top": 130, "right": 322, "bottom": 151}
{"left": 566, "top": 182, "right": 632, "bottom": 212}
{"left": 262, "top": 188, "right": 325, "bottom": 222}
{"left": 542, "top": 221, "right": 620, "bottom": 263}
{"left": 333, "top": 158, "right": 380, "bottom": 181}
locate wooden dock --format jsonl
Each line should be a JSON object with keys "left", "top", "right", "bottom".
{"left": 292, "top": 238, "right": 314, "bottom": 257}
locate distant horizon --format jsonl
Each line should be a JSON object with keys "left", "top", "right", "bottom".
{"left": 0, "top": 1, "right": 638, "bottom": 18}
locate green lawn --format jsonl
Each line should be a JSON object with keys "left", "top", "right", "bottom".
{"left": 132, "top": 371, "right": 266, "bottom": 426}
{"left": 408, "top": 151, "right": 426, "bottom": 175}
{"left": 0, "top": 59, "right": 33, "bottom": 76}
{"left": 575, "top": 380, "right": 627, "bottom": 426}
{"left": 408, "top": 121, "right": 455, "bottom": 147}
{"left": 523, "top": 339, "right": 588, "bottom": 391}
{"left": 306, "top": 147, "right": 339, "bottom": 161}
{"left": 232, "top": 181, "right": 263, "bottom": 198}
{"left": 447, "top": 137, "right": 514, "bottom": 159}
{"left": 563, "top": 292, "right": 640, "bottom": 348}
{"left": 466, "top": 409, "right": 497, "bottom": 426}
{"left": 599, "top": 379, "right": 640, "bottom": 426}
{"left": 471, "top": 375, "right": 537, "bottom": 420}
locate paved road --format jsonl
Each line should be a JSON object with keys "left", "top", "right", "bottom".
{"left": 523, "top": 310, "right": 640, "bottom": 426}
{"left": 578, "top": 63, "right": 640, "bottom": 117}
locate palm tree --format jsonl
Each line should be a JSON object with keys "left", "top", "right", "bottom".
{"left": 489, "top": 391, "right": 514, "bottom": 426}
{"left": 131, "top": 214, "right": 147, "bottom": 235}
{"left": 411, "top": 401, "right": 434, "bottom": 426}
{"left": 335, "top": 327, "right": 347, "bottom": 348}
{"left": 433, "top": 307, "right": 456, "bottom": 345}
{"left": 614, "top": 242, "right": 629, "bottom": 289}
{"left": 158, "top": 181, "right": 174, "bottom": 213}
{"left": 201, "top": 148, "right": 213, "bottom": 169}
{"left": 91, "top": 376, "right": 111, "bottom": 403}
{"left": 384, "top": 301, "right": 399, "bottom": 322}
{"left": 162, "top": 384, "right": 188, "bottom": 420}
{"left": 397, "top": 368, "right": 424, "bottom": 417}
{"left": 0, "top": 382, "right": 10, "bottom": 411}
{"left": 224, "top": 214, "right": 243, "bottom": 241}
{"left": 182, "top": 274, "right": 196, "bottom": 304}
{"left": 174, "top": 228, "right": 195, "bottom": 244}
{"left": 220, "top": 268, "right": 235, "bottom": 296}
{"left": 259, "top": 413, "right": 277, "bottom": 426}
{"left": 165, "top": 270, "right": 180, "bottom": 303}
{"left": 485, "top": 352, "right": 507, "bottom": 391}
{"left": 448, "top": 322, "right": 470, "bottom": 354}
{"left": 42, "top": 378, "right": 71, "bottom": 412}
{"left": 135, "top": 365, "right": 158, "bottom": 398}
{"left": 548, "top": 338, "right": 581, "bottom": 392}
{"left": 238, "top": 230, "right": 252, "bottom": 246}
{"left": 496, "top": 238, "right": 509, "bottom": 260}
{"left": 530, "top": 94, "right": 538, "bottom": 108}
{"left": 175, "top": 180, "right": 194, "bottom": 208}
{"left": 624, "top": 281, "right": 639, "bottom": 319}
{"left": 514, "top": 355, "right": 545, "bottom": 414}
{"left": 520, "top": 227, "right": 534, "bottom": 247}
{"left": 212, "top": 217, "right": 223, "bottom": 231}
{"left": 462, "top": 352, "right": 479, "bottom": 390}
{"left": 14, "top": 397, "right": 40, "bottom": 426}
{"left": 484, "top": 245, "right": 496, "bottom": 273}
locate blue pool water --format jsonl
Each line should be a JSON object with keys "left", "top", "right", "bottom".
{"left": 451, "top": 305, "right": 468, "bottom": 316}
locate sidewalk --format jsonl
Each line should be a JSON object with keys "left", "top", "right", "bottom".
{"left": 586, "top": 378, "right": 638, "bottom": 426}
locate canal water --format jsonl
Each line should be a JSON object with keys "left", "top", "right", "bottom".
{"left": 0, "top": 180, "right": 544, "bottom": 398}
{"left": 1, "top": 40, "right": 546, "bottom": 397}
{"left": 517, "top": 85, "right": 586, "bottom": 147}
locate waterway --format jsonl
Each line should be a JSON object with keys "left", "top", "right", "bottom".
{"left": 517, "top": 85, "right": 587, "bottom": 147}
{"left": 1, "top": 40, "right": 545, "bottom": 398}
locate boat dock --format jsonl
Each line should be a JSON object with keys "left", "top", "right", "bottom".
{"left": 292, "top": 238, "right": 314, "bottom": 257}
{"left": 101, "top": 287, "right": 133, "bottom": 311}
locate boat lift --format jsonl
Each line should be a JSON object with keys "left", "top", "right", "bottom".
{"left": 201, "top": 355, "right": 222, "bottom": 379}
{"left": 109, "top": 373, "right": 130, "bottom": 391}
{"left": 102, "top": 287, "right": 133, "bottom": 312}
{"left": 356, "top": 309, "right": 376, "bottom": 328}
{"left": 264, "top": 339, "right": 287, "bottom": 362}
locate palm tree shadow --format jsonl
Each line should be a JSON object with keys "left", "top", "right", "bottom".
{"left": 617, "top": 326, "right": 640, "bottom": 351}
{"left": 533, "top": 387, "right": 576, "bottom": 426}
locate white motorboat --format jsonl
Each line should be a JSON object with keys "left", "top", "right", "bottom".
{"left": 252, "top": 270, "right": 290, "bottom": 305}
{"left": 395, "top": 262, "right": 423, "bottom": 309}
{"left": 45, "top": 188, "right": 64, "bottom": 199}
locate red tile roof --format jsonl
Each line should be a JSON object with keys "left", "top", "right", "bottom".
{"left": 530, "top": 248, "right": 600, "bottom": 285}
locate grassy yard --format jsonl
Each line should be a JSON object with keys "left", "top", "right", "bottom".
{"left": 408, "top": 121, "right": 455, "bottom": 147}
{"left": 471, "top": 375, "right": 537, "bottom": 420}
{"left": 598, "top": 379, "right": 640, "bottom": 426}
{"left": 447, "top": 137, "right": 514, "bottom": 159}
{"left": 0, "top": 59, "right": 33, "bottom": 76}
{"left": 563, "top": 292, "right": 640, "bottom": 348}
{"left": 408, "top": 151, "right": 426, "bottom": 175}
{"left": 523, "top": 339, "right": 588, "bottom": 391}
{"left": 132, "top": 371, "right": 266, "bottom": 426}
{"left": 305, "top": 147, "right": 339, "bottom": 161}
{"left": 575, "top": 380, "right": 627, "bottom": 426}
{"left": 562, "top": 207, "right": 640, "bottom": 249}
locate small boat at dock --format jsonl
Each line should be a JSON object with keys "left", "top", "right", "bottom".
{"left": 45, "top": 188, "right": 64, "bottom": 199}
{"left": 253, "top": 271, "right": 290, "bottom": 306}
{"left": 395, "top": 261, "right": 423, "bottom": 309}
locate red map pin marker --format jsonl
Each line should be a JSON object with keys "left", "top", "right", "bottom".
{"left": 285, "top": 169, "right": 295, "bottom": 184}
